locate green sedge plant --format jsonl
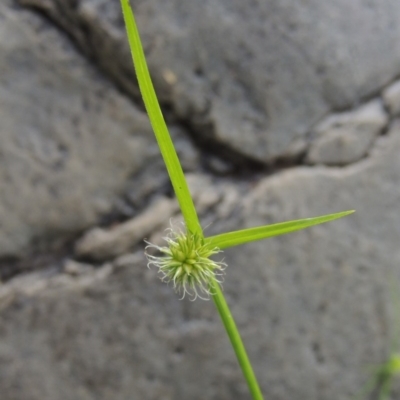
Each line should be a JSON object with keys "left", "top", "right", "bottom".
{"left": 120, "top": 1, "right": 354, "bottom": 398}
{"left": 355, "top": 350, "right": 400, "bottom": 400}
{"left": 355, "top": 279, "right": 400, "bottom": 400}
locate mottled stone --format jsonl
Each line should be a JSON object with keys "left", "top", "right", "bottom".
{"left": 74, "top": 197, "right": 178, "bottom": 261}
{"left": 306, "top": 100, "right": 388, "bottom": 165}
{"left": 2, "top": 121, "right": 400, "bottom": 399}
{"left": 1, "top": 1, "right": 400, "bottom": 400}
{"left": 19, "top": 0, "right": 400, "bottom": 162}
{"left": 383, "top": 79, "right": 400, "bottom": 117}
{"left": 0, "top": 255, "right": 243, "bottom": 400}
{"left": 186, "top": 173, "right": 221, "bottom": 214}
{"left": 0, "top": 1, "right": 174, "bottom": 257}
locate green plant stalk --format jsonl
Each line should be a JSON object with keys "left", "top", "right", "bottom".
{"left": 353, "top": 273, "right": 400, "bottom": 400}
{"left": 211, "top": 280, "right": 264, "bottom": 400}
{"left": 120, "top": 1, "right": 265, "bottom": 398}
{"left": 120, "top": 0, "right": 201, "bottom": 236}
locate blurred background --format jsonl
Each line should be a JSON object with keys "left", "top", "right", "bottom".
{"left": 1, "top": 0, "right": 400, "bottom": 399}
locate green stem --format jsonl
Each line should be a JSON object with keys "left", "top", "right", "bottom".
{"left": 120, "top": 0, "right": 201, "bottom": 235}
{"left": 378, "top": 375, "right": 392, "bottom": 400}
{"left": 211, "top": 280, "right": 264, "bottom": 400}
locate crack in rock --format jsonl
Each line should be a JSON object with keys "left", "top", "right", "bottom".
{"left": 305, "top": 99, "right": 389, "bottom": 166}
{"left": 18, "top": 0, "right": 400, "bottom": 167}
{"left": 74, "top": 196, "right": 179, "bottom": 261}
{"left": 4, "top": 0, "right": 400, "bottom": 284}
{"left": 304, "top": 78, "right": 400, "bottom": 167}
{"left": 0, "top": 254, "right": 147, "bottom": 310}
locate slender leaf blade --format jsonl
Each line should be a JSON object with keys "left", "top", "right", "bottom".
{"left": 120, "top": 0, "right": 202, "bottom": 235}
{"left": 205, "top": 210, "right": 355, "bottom": 250}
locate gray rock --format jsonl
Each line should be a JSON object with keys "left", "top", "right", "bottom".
{"left": 0, "top": 1, "right": 173, "bottom": 258}
{"left": 383, "top": 79, "right": 400, "bottom": 117}
{"left": 2, "top": 121, "right": 400, "bottom": 399}
{"left": 0, "top": 262, "right": 114, "bottom": 310}
{"left": 63, "top": 259, "right": 95, "bottom": 276}
{"left": 306, "top": 100, "right": 388, "bottom": 165}
{"left": 19, "top": 0, "right": 400, "bottom": 162}
{"left": 186, "top": 173, "right": 221, "bottom": 214}
{"left": 0, "top": 251, "right": 243, "bottom": 400}
{"left": 74, "top": 197, "right": 178, "bottom": 261}
{"left": 1, "top": 1, "right": 400, "bottom": 400}
{"left": 211, "top": 123, "right": 400, "bottom": 400}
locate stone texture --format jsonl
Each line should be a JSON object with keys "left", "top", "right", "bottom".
{"left": 185, "top": 173, "right": 222, "bottom": 214}
{"left": 0, "top": 1, "right": 188, "bottom": 258}
{"left": 383, "top": 79, "right": 400, "bottom": 117}
{"left": 2, "top": 1, "right": 400, "bottom": 400}
{"left": 216, "top": 123, "right": 400, "bottom": 400}
{"left": 74, "top": 175, "right": 225, "bottom": 261}
{"left": 306, "top": 100, "right": 388, "bottom": 165}
{"left": 74, "top": 197, "right": 178, "bottom": 261}
{"left": 0, "top": 253, "right": 245, "bottom": 400}
{"left": 1, "top": 121, "right": 400, "bottom": 399}
{"left": 19, "top": 0, "right": 400, "bottom": 163}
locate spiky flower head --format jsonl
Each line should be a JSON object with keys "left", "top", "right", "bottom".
{"left": 146, "top": 226, "right": 226, "bottom": 300}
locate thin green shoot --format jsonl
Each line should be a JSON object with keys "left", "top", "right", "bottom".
{"left": 355, "top": 276, "right": 400, "bottom": 400}
{"left": 120, "top": 0, "right": 201, "bottom": 235}
{"left": 355, "top": 355, "right": 400, "bottom": 400}
{"left": 210, "top": 280, "right": 264, "bottom": 400}
{"left": 119, "top": 1, "right": 354, "bottom": 399}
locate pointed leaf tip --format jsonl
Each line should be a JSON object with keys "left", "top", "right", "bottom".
{"left": 205, "top": 209, "right": 355, "bottom": 250}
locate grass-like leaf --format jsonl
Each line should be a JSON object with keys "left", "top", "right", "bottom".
{"left": 206, "top": 210, "right": 355, "bottom": 250}
{"left": 120, "top": 0, "right": 201, "bottom": 235}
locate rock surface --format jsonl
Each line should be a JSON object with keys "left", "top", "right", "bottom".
{"left": 74, "top": 197, "right": 178, "bottom": 261}
{"left": 19, "top": 0, "right": 400, "bottom": 162}
{"left": 215, "top": 122, "right": 400, "bottom": 400}
{"left": 1, "top": 121, "right": 400, "bottom": 399}
{"left": 383, "top": 79, "right": 400, "bottom": 117}
{"left": 1, "top": 1, "right": 400, "bottom": 400}
{"left": 306, "top": 100, "right": 388, "bottom": 165}
{"left": 0, "top": 1, "right": 194, "bottom": 258}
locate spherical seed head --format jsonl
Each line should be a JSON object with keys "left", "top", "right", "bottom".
{"left": 146, "top": 228, "right": 226, "bottom": 300}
